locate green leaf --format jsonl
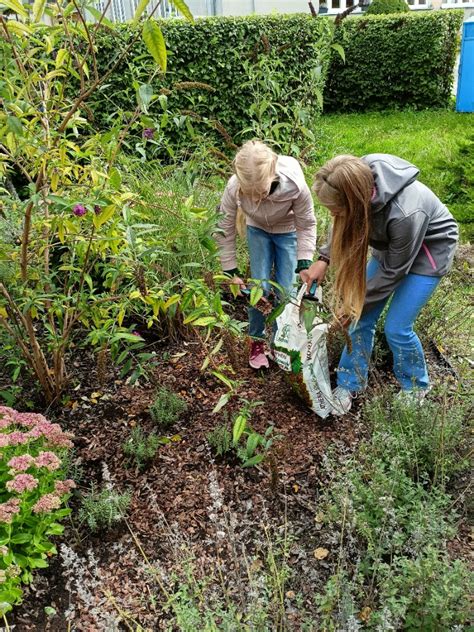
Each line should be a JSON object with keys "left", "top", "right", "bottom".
{"left": 10, "top": 533, "right": 31, "bottom": 544}
{"left": 32, "top": 0, "right": 47, "bottom": 22}
{"left": 44, "top": 606, "right": 57, "bottom": 617}
{"left": 232, "top": 414, "right": 247, "bottom": 446}
{"left": 246, "top": 432, "right": 261, "bottom": 458}
{"left": 250, "top": 286, "right": 263, "bottom": 306}
{"left": 109, "top": 167, "right": 121, "bottom": 190}
{"left": 6, "top": 116, "right": 23, "bottom": 137}
{"left": 170, "top": 0, "right": 194, "bottom": 22}
{"left": 138, "top": 83, "right": 153, "bottom": 113}
{"left": 133, "top": 0, "right": 151, "bottom": 25}
{"left": 29, "top": 557, "right": 49, "bottom": 569}
{"left": 242, "top": 454, "right": 264, "bottom": 468}
{"left": 192, "top": 316, "right": 216, "bottom": 327}
{"left": 331, "top": 43, "right": 345, "bottom": 64}
{"left": 212, "top": 392, "right": 230, "bottom": 414}
{"left": 0, "top": 0, "right": 27, "bottom": 17}
{"left": 142, "top": 20, "right": 167, "bottom": 73}
{"left": 86, "top": 6, "right": 114, "bottom": 27}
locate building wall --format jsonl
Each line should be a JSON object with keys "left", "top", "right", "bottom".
{"left": 87, "top": 0, "right": 474, "bottom": 22}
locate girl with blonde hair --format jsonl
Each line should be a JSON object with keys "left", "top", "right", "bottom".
{"left": 215, "top": 140, "right": 316, "bottom": 369}
{"left": 302, "top": 154, "right": 458, "bottom": 414}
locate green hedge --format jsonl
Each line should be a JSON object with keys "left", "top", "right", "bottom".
{"left": 324, "top": 11, "right": 463, "bottom": 112}
{"left": 88, "top": 14, "right": 333, "bottom": 147}
{"left": 366, "top": 0, "right": 410, "bottom": 14}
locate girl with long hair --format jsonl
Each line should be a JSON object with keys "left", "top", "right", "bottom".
{"left": 302, "top": 154, "right": 458, "bottom": 414}
{"left": 215, "top": 140, "right": 317, "bottom": 369}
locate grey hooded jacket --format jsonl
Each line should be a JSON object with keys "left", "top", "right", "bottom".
{"left": 320, "top": 154, "right": 459, "bottom": 314}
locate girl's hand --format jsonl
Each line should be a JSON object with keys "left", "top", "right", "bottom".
{"left": 300, "top": 260, "right": 328, "bottom": 286}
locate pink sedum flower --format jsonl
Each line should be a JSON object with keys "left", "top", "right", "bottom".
{"left": 7, "top": 431, "right": 29, "bottom": 446}
{"left": 35, "top": 451, "right": 61, "bottom": 471}
{"left": 7, "top": 454, "right": 35, "bottom": 472}
{"left": 32, "top": 493, "right": 61, "bottom": 514}
{"left": 14, "top": 412, "right": 47, "bottom": 428}
{"left": 0, "top": 435, "right": 10, "bottom": 448}
{"left": 54, "top": 479, "right": 76, "bottom": 495}
{"left": 6, "top": 473, "right": 39, "bottom": 494}
{"left": 0, "top": 499, "right": 20, "bottom": 524}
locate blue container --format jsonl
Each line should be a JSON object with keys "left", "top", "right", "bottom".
{"left": 457, "top": 18, "right": 474, "bottom": 113}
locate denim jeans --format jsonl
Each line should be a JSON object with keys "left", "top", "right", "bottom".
{"left": 338, "top": 257, "right": 441, "bottom": 392}
{"left": 247, "top": 225, "right": 297, "bottom": 339}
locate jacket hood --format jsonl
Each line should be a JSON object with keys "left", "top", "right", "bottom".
{"left": 362, "top": 154, "right": 420, "bottom": 212}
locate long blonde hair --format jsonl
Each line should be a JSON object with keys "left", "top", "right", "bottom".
{"left": 313, "top": 155, "right": 374, "bottom": 321}
{"left": 233, "top": 140, "right": 277, "bottom": 238}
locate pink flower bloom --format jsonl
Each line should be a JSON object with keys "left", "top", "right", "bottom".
{"left": 73, "top": 204, "right": 87, "bottom": 217}
{"left": 35, "top": 451, "right": 61, "bottom": 471}
{"left": 54, "top": 479, "right": 76, "bottom": 495}
{"left": 14, "top": 412, "right": 47, "bottom": 428}
{"left": 0, "top": 499, "right": 21, "bottom": 524}
{"left": 7, "top": 455, "right": 35, "bottom": 472}
{"left": 6, "top": 474, "right": 39, "bottom": 494}
{"left": 0, "top": 435, "right": 10, "bottom": 448}
{"left": 0, "top": 407, "right": 16, "bottom": 425}
{"left": 7, "top": 431, "right": 29, "bottom": 446}
{"left": 32, "top": 493, "right": 61, "bottom": 514}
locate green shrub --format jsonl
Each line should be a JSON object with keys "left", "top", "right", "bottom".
{"left": 78, "top": 485, "right": 131, "bottom": 532}
{"left": 149, "top": 386, "right": 187, "bottom": 427}
{"left": 207, "top": 424, "right": 232, "bottom": 457}
{"left": 324, "top": 11, "right": 463, "bottom": 112}
{"left": 123, "top": 426, "right": 166, "bottom": 469}
{"left": 366, "top": 0, "right": 409, "bottom": 14}
{"left": 365, "top": 396, "right": 468, "bottom": 485}
{"left": 83, "top": 14, "right": 334, "bottom": 150}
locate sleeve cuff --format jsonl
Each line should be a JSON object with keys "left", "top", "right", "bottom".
{"left": 295, "top": 259, "right": 312, "bottom": 273}
{"left": 224, "top": 268, "right": 240, "bottom": 277}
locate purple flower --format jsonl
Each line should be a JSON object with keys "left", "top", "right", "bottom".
{"left": 94, "top": 205, "right": 102, "bottom": 215}
{"left": 73, "top": 204, "right": 87, "bottom": 217}
{"left": 143, "top": 128, "right": 155, "bottom": 140}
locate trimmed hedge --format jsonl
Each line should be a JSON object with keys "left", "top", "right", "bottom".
{"left": 324, "top": 10, "right": 463, "bottom": 112}
{"left": 88, "top": 14, "right": 333, "bottom": 146}
{"left": 366, "top": 0, "right": 410, "bottom": 14}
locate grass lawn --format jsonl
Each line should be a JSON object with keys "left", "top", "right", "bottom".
{"left": 313, "top": 109, "right": 474, "bottom": 239}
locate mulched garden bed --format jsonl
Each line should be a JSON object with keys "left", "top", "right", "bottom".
{"left": 3, "top": 320, "right": 468, "bottom": 630}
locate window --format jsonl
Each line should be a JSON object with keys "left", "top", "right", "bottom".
{"left": 332, "top": 0, "right": 340, "bottom": 8}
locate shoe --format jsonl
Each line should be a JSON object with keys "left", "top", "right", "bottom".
{"left": 395, "top": 388, "right": 430, "bottom": 406}
{"left": 249, "top": 340, "right": 269, "bottom": 370}
{"left": 332, "top": 386, "right": 353, "bottom": 416}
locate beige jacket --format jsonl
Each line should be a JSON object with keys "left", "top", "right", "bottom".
{"left": 216, "top": 155, "right": 317, "bottom": 271}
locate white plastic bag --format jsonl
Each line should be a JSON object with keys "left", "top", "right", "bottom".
{"left": 273, "top": 285, "right": 334, "bottom": 419}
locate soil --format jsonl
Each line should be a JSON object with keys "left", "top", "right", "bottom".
{"left": 2, "top": 301, "right": 471, "bottom": 631}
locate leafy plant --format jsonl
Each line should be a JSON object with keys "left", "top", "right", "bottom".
{"left": 123, "top": 426, "right": 168, "bottom": 469}
{"left": 0, "top": 406, "right": 75, "bottom": 616}
{"left": 78, "top": 485, "right": 131, "bottom": 532}
{"left": 78, "top": 15, "right": 334, "bottom": 150}
{"left": 317, "top": 392, "right": 471, "bottom": 628}
{"left": 230, "top": 401, "right": 280, "bottom": 467}
{"left": 207, "top": 424, "right": 232, "bottom": 457}
{"left": 149, "top": 386, "right": 187, "bottom": 428}
{"left": 0, "top": 0, "right": 194, "bottom": 402}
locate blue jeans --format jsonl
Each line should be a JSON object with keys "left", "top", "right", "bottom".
{"left": 338, "top": 257, "right": 441, "bottom": 392}
{"left": 247, "top": 225, "right": 297, "bottom": 339}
